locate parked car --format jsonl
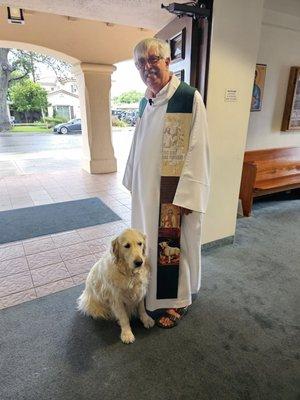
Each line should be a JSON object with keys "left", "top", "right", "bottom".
{"left": 53, "top": 118, "right": 82, "bottom": 134}
{"left": 124, "top": 111, "right": 138, "bottom": 126}
{"left": 112, "top": 109, "right": 138, "bottom": 126}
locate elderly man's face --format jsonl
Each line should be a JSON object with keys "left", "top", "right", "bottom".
{"left": 136, "top": 46, "right": 171, "bottom": 94}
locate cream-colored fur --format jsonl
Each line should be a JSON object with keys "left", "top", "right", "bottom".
{"left": 77, "top": 228, "right": 154, "bottom": 344}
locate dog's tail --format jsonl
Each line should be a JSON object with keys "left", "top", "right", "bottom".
{"left": 77, "top": 289, "right": 109, "bottom": 319}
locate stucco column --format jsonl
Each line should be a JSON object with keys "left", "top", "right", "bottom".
{"left": 72, "top": 63, "right": 117, "bottom": 173}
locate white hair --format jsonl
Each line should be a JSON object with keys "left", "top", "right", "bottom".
{"left": 133, "top": 38, "right": 171, "bottom": 61}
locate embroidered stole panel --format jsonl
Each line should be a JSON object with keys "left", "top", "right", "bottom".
{"left": 139, "top": 82, "right": 196, "bottom": 299}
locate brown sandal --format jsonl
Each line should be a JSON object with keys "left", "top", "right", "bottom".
{"left": 174, "top": 306, "right": 188, "bottom": 318}
{"left": 156, "top": 307, "right": 188, "bottom": 329}
{"left": 156, "top": 313, "right": 178, "bottom": 329}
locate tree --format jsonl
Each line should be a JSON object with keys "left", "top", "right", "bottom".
{"left": 9, "top": 80, "right": 48, "bottom": 122}
{"left": 0, "top": 49, "right": 11, "bottom": 131}
{"left": 114, "top": 90, "right": 144, "bottom": 104}
{"left": 0, "top": 48, "right": 71, "bottom": 131}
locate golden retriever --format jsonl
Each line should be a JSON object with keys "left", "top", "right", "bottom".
{"left": 77, "top": 228, "right": 154, "bottom": 343}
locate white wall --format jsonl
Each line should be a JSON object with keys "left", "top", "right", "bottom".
{"left": 48, "top": 92, "right": 81, "bottom": 118}
{"left": 246, "top": 9, "right": 300, "bottom": 149}
{"left": 203, "top": 0, "right": 264, "bottom": 244}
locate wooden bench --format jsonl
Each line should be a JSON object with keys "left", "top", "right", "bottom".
{"left": 239, "top": 147, "right": 300, "bottom": 216}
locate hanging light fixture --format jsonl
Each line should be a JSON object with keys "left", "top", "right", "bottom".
{"left": 7, "top": 7, "right": 25, "bottom": 24}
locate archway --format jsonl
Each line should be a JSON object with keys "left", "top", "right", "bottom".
{"left": 0, "top": 40, "right": 117, "bottom": 174}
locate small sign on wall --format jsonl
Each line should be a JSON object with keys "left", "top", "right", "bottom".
{"left": 224, "top": 89, "right": 238, "bottom": 102}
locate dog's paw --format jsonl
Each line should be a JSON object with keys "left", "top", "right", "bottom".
{"left": 141, "top": 314, "right": 155, "bottom": 329}
{"left": 121, "top": 330, "right": 135, "bottom": 344}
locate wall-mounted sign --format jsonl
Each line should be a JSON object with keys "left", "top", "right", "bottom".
{"left": 224, "top": 89, "right": 237, "bottom": 102}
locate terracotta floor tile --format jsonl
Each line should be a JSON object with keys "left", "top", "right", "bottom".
{"left": 50, "top": 195, "right": 73, "bottom": 202}
{"left": 35, "top": 277, "right": 74, "bottom": 297}
{"left": 85, "top": 238, "right": 107, "bottom": 254}
{"left": 31, "top": 262, "right": 70, "bottom": 286}
{"left": 113, "top": 210, "right": 130, "bottom": 220}
{"left": 122, "top": 220, "right": 131, "bottom": 227}
{"left": 12, "top": 202, "right": 35, "bottom": 209}
{"left": 0, "top": 205, "right": 12, "bottom": 211}
{"left": 46, "top": 189, "right": 68, "bottom": 196}
{"left": 72, "top": 272, "right": 88, "bottom": 285}
{"left": 0, "top": 199, "right": 11, "bottom": 206}
{"left": 64, "top": 254, "right": 95, "bottom": 276}
{"left": 0, "top": 244, "right": 25, "bottom": 262}
{"left": 77, "top": 221, "right": 125, "bottom": 241}
{"left": 27, "top": 249, "right": 62, "bottom": 270}
{"left": 10, "top": 195, "right": 33, "bottom": 203}
{"left": 110, "top": 204, "right": 130, "bottom": 212}
{"left": 93, "top": 252, "right": 104, "bottom": 261}
{"left": 51, "top": 231, "right": 82, "bottom": 248}
{"left": 112, "top": 192, "right": 131, "bottom": 200}
{"left": 76, "top": 226, "right": 110, "bottom": 241}
{"left": 0, "top": 288, "right": 36, "bottom": 310}
{"left": 0, "top": 271, "right": 33, "bottom": 297}
{"left": 8, "top": 191, "right": 29, "bottom": 199}
{"left": 118, "top": 199, "right": 131, "bottom": 208}
{"left": 0, "top": 256, "right": 29, "bottom": 278}
{"left": 23, "top": 237, "right": 55, "bottom": 255}
{"left": 58, "top": 242, "right": 92, "bottom": 261}
{"left": 33, "top": 199, "right": 54, "bottom": 206}
{"left": 0, "top": 240, "right": 23, "bottom": 249}
{"left": 96, "top": 235, "right": 115, "bottom": 248}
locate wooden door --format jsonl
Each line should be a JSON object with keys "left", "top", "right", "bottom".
{"left": 156, "top": 1, "right": 213, "bottom": 103}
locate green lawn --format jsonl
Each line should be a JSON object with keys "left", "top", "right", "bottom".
{"left": 11, "top": 125, "right": 51, "bottom": 133}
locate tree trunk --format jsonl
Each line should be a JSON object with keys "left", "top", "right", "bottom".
{"left": 30, "top": 52, "right": 36, "bottom": 82}
{"left": 0, "top": 48, "right": 11, "bottom": 132}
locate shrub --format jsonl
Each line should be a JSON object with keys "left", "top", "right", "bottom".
{"left": 44, "top": 116, "right": 68, "bottom": 128}
{"left": 112, "top": 118, "right": 129, "bottom": 128}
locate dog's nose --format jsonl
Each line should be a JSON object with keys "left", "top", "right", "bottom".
{"left": 134, "top": 259, "right": 143, "bottom": 268}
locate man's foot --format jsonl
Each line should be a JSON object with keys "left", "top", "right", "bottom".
{"left": 156, "top": 307, "right": 188, "bottom": 329}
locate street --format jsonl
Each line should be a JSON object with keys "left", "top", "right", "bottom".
{"left": 0, "top": 129, "right": 134, "bottom": 178}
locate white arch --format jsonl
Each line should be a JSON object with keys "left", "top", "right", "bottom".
{"left": 1, "top": 39, "right": 118, "bottom": 175}
{"left": 0, "top": 40, "right": 79, "bottom": 65}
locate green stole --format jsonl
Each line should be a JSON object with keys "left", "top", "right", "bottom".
{"left": 139, "top": 81, "right": 196, "bottom": 299}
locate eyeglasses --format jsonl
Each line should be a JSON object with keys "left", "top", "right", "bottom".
{"left": 135, "top": 55, "right": 163, "bottom": 69}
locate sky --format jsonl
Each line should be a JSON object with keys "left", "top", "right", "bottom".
{"left": 32, "top": 56, "right": 146, "bottom": 98}
{"left": 111, "top": 59, "right": 146, "bottom": 97}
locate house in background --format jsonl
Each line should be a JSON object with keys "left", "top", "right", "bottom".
{"left": 38, "top": 75, "right": 81, "bottom": 120}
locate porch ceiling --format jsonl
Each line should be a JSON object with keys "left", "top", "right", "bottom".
{"left": 0, "top": 0, "right": 189, "bottom": 30}
{"left": 2, "top": 0, "right": 300, "bottom": 31}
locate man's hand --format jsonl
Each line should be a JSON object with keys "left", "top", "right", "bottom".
{"left": 180, "top": 207, "right": 192, "bottom": 216}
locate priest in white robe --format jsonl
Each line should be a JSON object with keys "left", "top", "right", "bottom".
{"left": 123, "top": 38, "right": 210, "bottom": 328}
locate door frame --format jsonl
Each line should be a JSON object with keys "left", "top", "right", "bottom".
{"left": 156, "top": 0, "right": 214, "bottom": 103}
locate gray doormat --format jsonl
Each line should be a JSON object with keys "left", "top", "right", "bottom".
{"left": 0, "top": 197, "right": 121, "bottom": 244}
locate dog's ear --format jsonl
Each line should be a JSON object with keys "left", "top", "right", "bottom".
{"left": 142, "top": 234, "right": 146, "bottom": 256}
{"left": 111, "top": 237, "right": 119, "bottom": 261}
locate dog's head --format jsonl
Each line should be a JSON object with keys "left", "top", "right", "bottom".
{"left": 159, "top": 241, "right": 168, "bottom": 249}
{"left": 111, "top": 228, "right": 146, "bottom": 272}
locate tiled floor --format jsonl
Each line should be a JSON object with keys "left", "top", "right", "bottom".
{"left": 0, "top": 129, "right": 133, "bottom": 310}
